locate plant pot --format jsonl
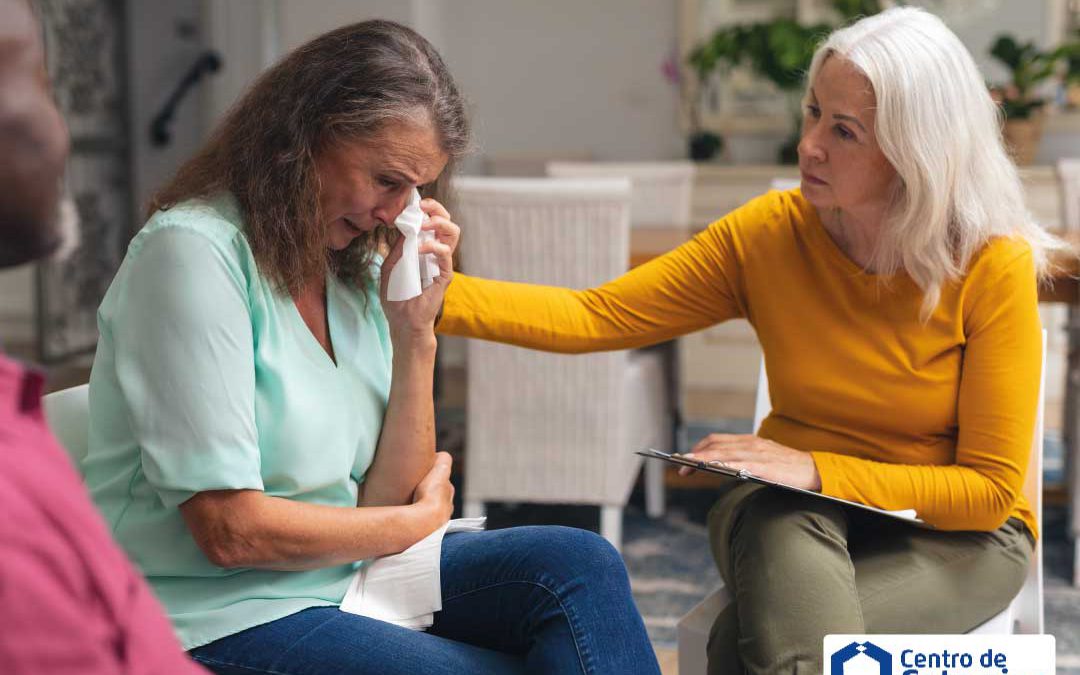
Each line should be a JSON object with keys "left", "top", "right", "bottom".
{"left": 1003, "top": 112, "right": 1045, "bottom": 166}
{"left": 688, "top": 131, "right": 723, "bottom": 162}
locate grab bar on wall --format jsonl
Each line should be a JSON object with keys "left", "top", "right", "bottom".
{"left": 149, "top": 50, "right": 222, "bottom": 147}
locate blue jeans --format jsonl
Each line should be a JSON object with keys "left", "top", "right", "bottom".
{"left": 189, "top": 526, "right": 660, "bottom": 674}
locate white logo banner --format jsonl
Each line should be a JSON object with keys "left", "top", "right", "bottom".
{"left": 824, "top": 634, "right": 1055, "bottom": 675}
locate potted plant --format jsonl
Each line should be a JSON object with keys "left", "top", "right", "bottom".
{"left": 686, "top": 0, "right": 883, "bottom": 164}
{"left": 663, "top": 50, "right": 725, "bottom": 161}
{"left": 989, "top": 34, "right": 1077, "bottom": 165}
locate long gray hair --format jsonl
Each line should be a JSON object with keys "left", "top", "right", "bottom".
{"left": 807, "top": 6, "right": 1064, "bottom": 319}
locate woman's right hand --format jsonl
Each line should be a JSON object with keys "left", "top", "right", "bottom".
{"left": 380, "top": 233, "right": 454, "bottom": 351}
{"left": 411, "top": 451, "right": 455, "bottom": 529}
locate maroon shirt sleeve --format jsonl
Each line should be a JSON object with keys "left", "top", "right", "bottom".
{"left": 0, "top": 357, "right": 206, "bottom": 674}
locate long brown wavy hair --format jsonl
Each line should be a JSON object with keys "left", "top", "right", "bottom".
{"left": 149, "top": 20, "right": 470, "bottom": 296}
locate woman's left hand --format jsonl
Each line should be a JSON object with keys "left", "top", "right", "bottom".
{"left": 678, "top": 434, "right": 823, "bottom": 491}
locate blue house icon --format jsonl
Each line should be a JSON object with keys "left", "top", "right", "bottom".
{"left": 831, "top": 641, "right": 892, "bottom": 675}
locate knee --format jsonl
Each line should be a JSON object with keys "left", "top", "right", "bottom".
{"left": 553, "top": 526, "right": 625, "bottom": 573}
{"left": 714, "top": 488, "right": 847, "bottom": 556}
{"left": 524, "top": 526, "right": 628, "bottom": 588}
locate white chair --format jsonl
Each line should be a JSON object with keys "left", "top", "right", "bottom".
{"left": 545, "top": 161, "right": 696, "bottom": 229}
{"left": 677, "top": 334, "right": 1047, "bottom": 674}
{"left": 42, "top": 383, "right": 90, "bottom": 466}
{"left": 546, "top": 161, "right": 696, "bottom": 519}
{"left": 453, "top": 176, "right": 673, "bottom": 551}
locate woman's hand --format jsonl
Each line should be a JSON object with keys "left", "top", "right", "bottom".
{"left": 414, "top": 197, "right": 460, "bottom": 331}
{"left": 678, "top": 434, "right": 823, "bottom": 491}
{"left": 411, "top": 451, "right": 455, "bottom": 530}
{"left": 379, "top": 200, "right": 459, "bottom": 347}
{"left": 420, "top": 198, "right": 460, "bottom": 257}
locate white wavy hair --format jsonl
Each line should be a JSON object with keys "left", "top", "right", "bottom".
{"left": 806, "top": 6, "right": 1063, "bottom": 319}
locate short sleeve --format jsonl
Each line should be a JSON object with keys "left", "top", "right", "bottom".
{"left": 110, "top": 226, "right": 263, "bottom": 508}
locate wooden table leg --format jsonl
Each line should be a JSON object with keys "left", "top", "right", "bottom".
{"left": 1066, "top": 305, "right": 1080, "bottom": 586}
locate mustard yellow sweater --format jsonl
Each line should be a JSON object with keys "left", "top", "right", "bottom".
{"left": 441, "top": 189, "right": 1042, "bottom": 537}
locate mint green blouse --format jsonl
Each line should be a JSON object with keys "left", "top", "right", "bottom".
{"left": 83, "top": 196, "right": 393, "bottom": 650}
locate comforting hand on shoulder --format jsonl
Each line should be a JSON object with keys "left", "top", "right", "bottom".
{"left": 679, "top": 434, "right": 822, "bottom": 491}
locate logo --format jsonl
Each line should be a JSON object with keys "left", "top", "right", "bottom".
{"left": 825, "top": 635, "right": 1055, "bottom": 674}
{"left": 831, "top": 641, "right": 892, "bottom": 675}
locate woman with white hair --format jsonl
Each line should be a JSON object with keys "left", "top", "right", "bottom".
{"left": 435, "top": 6, "right": 1061, "bottom": 672}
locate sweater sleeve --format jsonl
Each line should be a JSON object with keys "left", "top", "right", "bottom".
{"left": 439, "top": 200, "right": 764, "bottom": 352}
{"left": 811, "top": 244, "right": 1042, "bottom": 532}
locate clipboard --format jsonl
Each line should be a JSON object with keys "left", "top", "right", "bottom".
{"left": 637, "top": 448, "right": 931, "bottom": 528}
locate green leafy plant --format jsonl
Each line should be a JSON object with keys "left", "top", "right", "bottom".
{"left": 686, "top": 0, "right": 885, "bottom": 163}
{"left": 989, "top": 35, "right": 1077, "bottom": 119}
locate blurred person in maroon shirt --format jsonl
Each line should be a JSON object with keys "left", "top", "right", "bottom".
{"left": 0, "top": 0, "right": 206, "bottom": 671}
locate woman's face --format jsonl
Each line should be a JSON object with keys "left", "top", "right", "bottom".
{"left": 797, "top": 55, "right": 897, "bottom": 218}
{"left": 317, "top": 121, "right": 449, "bottom": 251}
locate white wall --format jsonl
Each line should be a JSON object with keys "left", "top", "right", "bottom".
{"left": 440, "top": 0, "right": 683, "bottom": 172}
{"left": 269, "top": 1, "right": 684, "bottom": 171}
{"left": 277, "top": 0, "right": 413, "bottom": 52}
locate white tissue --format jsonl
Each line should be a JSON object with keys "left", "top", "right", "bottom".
{"left": 340, "top": 517, "right": 487, "bottom": 630}
{"left": 386, "top": 188, "right": 439, "bottom": 301}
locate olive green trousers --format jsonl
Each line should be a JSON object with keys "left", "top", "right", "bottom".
{"left": 705, "top": 482, "right": 1033, "bottom": 674}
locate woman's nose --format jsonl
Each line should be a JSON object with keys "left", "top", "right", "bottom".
{"left": 798, "top": 127, "right": 826, "bottom": 164}
{"left": 375, "top": 193, "right": 410, "bottom": 225}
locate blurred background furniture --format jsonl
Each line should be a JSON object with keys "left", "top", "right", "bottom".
{"left": 545, "top": 161, "right": 696, "bottom": 229}
{"left": 453, "top": 176, "right": 672, "bottom": 550}
{"left": 545, "top": 161, "right": 696, "bottom": 516}
{"left": 484, "top": 151, "right": 594, "bottom": 178}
